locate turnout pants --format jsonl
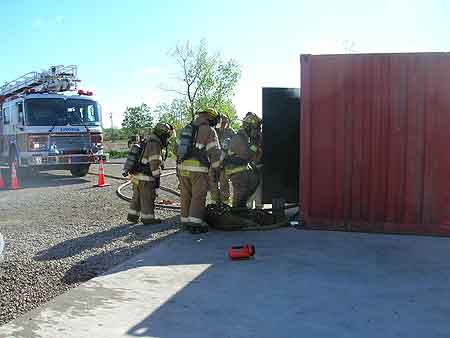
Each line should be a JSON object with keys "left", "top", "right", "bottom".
{"left": 230, "top": 169, "right": 260, "bottom": 208}
{"left": 209, "top": 168, "right": 231, "bottom": 203}
{"left": 128, "top": 180, "right": 157, "bottom": 222}
{"left": 180, "top": 171, "right": 209, "bottom": 224}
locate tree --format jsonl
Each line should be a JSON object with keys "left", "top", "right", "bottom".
{"left": 214, "top": 99, "right": 240, "bottom": 130}
{"left": 121, "top": 103, "right": 154, "bottom": 136}
{"left": 154, "top": 98, "right": 189, "bottom": 130}
{"left": 161, "top": 39, "right": 241, "bottom": 127}
{"left": 103, "top": 127, "right": 128, "bottom": 141}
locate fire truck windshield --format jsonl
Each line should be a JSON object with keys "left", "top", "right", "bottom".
{"left": 25, "top": 98, "right": 67, "bottom": 126}
{"left": 67, "top": 99, "right": 100, "bottom": 126}
{"left": 24, "top": 98, "right": 100, "bottom": 127}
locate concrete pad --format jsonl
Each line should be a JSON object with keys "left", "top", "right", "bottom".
{"left": 2, "top": 229, "right": 450, "bottom": 338}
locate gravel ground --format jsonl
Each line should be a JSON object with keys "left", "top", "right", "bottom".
{"left": 0, "top": 159, "right": 181, "bottom": 326}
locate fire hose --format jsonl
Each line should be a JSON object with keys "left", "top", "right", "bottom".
{"left": 117, "top": 178, "right": 294, "bottom": 229}
{"left": 116, "top": 171, "right": 181, "bottom": 210}
{"left": 114, "top": 173, "right": 297, "bottom": 216}
{"left": 93, "top": 163, "right": 298, "bottom": 229}
{"left": 87, "top": 169, "right": 181, "bottom": 210}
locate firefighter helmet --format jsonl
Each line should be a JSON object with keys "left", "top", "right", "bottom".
{"left": 153, "top": 122, "right": 175, "bottom": 140}
{"left": 242, "top": 112, "right": 261, "bottom": 129}
{"left": 198, "top": 107, "right": 219, "bottom": 119}
{"left": 197, "top": 108, "right": 220, "bottom": 126}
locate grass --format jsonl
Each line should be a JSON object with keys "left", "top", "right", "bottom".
{"left": 108, "top": 150, "right": 129, "bottom": 159}
{"left": 107, "top": 148, "right": 175, "bottom": 160}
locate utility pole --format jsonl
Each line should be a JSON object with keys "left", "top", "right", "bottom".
{"left": 109, "top": 112, "right": 114, "bottom": 141}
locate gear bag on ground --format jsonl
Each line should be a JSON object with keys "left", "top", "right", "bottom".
{"left": 205, "top": 203, "right": 288, "bottom": 230}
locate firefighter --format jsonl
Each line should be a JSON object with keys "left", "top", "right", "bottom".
{"left": 224, "top": 112, "right": 262, "bottom": 208}
{"left": 177, "top": 108, "right": 223, "bottom": 234}
{"left": 209, "top": 115, "right": 235, "bottom": 204}
{"left": 127, "top": 123, "right": 175, "bottom": 225}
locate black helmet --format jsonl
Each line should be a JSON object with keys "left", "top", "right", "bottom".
{"left": 153, "top": 123, "right": 175, "bottom": 145}
{"left": 243, "top": 112, "right": 261, "bottom": 129}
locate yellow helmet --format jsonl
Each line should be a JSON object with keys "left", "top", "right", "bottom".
{"left": 197, "top": 108, "right": 219, "bottom": 120}
{"left": 197, "top": 108, "right": 220, "bottom": 126}
{"left": 242, "top": 112, "right": 261, "bottom": 129}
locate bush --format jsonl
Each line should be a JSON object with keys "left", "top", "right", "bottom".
{"left": 103, "top": 128, "right": 128, "bottom": 142}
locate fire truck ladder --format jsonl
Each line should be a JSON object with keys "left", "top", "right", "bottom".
{"left": 0, "top": 65, "right": 78, "bottom": 98}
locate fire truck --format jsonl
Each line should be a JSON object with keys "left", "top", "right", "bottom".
{"left": 0, "top": 65, "right": 104, "bottom": 177}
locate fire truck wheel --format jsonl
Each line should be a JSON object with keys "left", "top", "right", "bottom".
{"left": 70, "top": 164, "right": 90, "bottom": 177}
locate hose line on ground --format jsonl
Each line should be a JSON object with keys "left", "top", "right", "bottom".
{"left": 91, "top": 166, "right": 297, "bottom": 230}
{"left": 88, "top": 170, "right": 181, "bottom": 210}
{"left": 106, "top": 162, "right": 177, "bottom": 171}
{"left": 117, "top": 180, "right": 295, "bottom": 230}
{"left": 115, "top": 171, "right": 181, "bottom": 210}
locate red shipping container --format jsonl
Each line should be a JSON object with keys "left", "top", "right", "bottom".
{"left": 300, "top": 53, "right": 450, "bottom": 236}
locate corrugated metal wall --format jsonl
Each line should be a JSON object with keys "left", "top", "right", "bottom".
{"left": 300, "top": 53, "right": 450, "bottom": 235}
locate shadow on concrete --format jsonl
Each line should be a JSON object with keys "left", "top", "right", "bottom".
{"left": 61, "top": 221, "right": 181, "bottom": 285}
{"left": 118, "top": 230, "right": 450, "bottom": 338}
{"left": 4, "top": 229, "right": 450, "bottom": 338}
{"left": 34, "top": 217, "right": 180, "bottom": 285}
{"left": 122, "top": 229, "right": 310, "bottom": 338}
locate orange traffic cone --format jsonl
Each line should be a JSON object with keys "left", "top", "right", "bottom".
{"left": 94, "top": 159, "right": 109, "bottom": 187}
{"left": 0, "top": 169, "right": 5, "bottom": 189}
{"left": 10, "top": 162, "right": 19, "bottom": 190}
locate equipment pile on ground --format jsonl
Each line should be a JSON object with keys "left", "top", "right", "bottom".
{"left": 205, "top": 203, "right": 289, "bottom": 231}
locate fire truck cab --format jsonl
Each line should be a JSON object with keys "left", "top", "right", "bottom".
{"left": 0, "top": 65, "right": 104, "bottom": 177}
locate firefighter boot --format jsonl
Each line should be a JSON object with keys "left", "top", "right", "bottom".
{"left": 142, "top": 218, "right": 162, "bottom": 225}
{"left": 127, "top": 213, "right": 140, "bottom": 224}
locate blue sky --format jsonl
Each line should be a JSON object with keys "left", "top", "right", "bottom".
{"left": 1, "top": 0, "right": 449, "bottom": 127}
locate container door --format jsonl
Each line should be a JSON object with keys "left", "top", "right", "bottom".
{"left": 262, "top": 87, "right": 300, "bottom": 204}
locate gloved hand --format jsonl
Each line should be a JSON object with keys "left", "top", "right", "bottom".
{"left": 154, "top": 176, "right": 160, "bottom": 189}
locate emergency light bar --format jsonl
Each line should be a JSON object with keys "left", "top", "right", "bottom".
{"left": 77, "top": 89, "right": 93, "bottom": 96}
